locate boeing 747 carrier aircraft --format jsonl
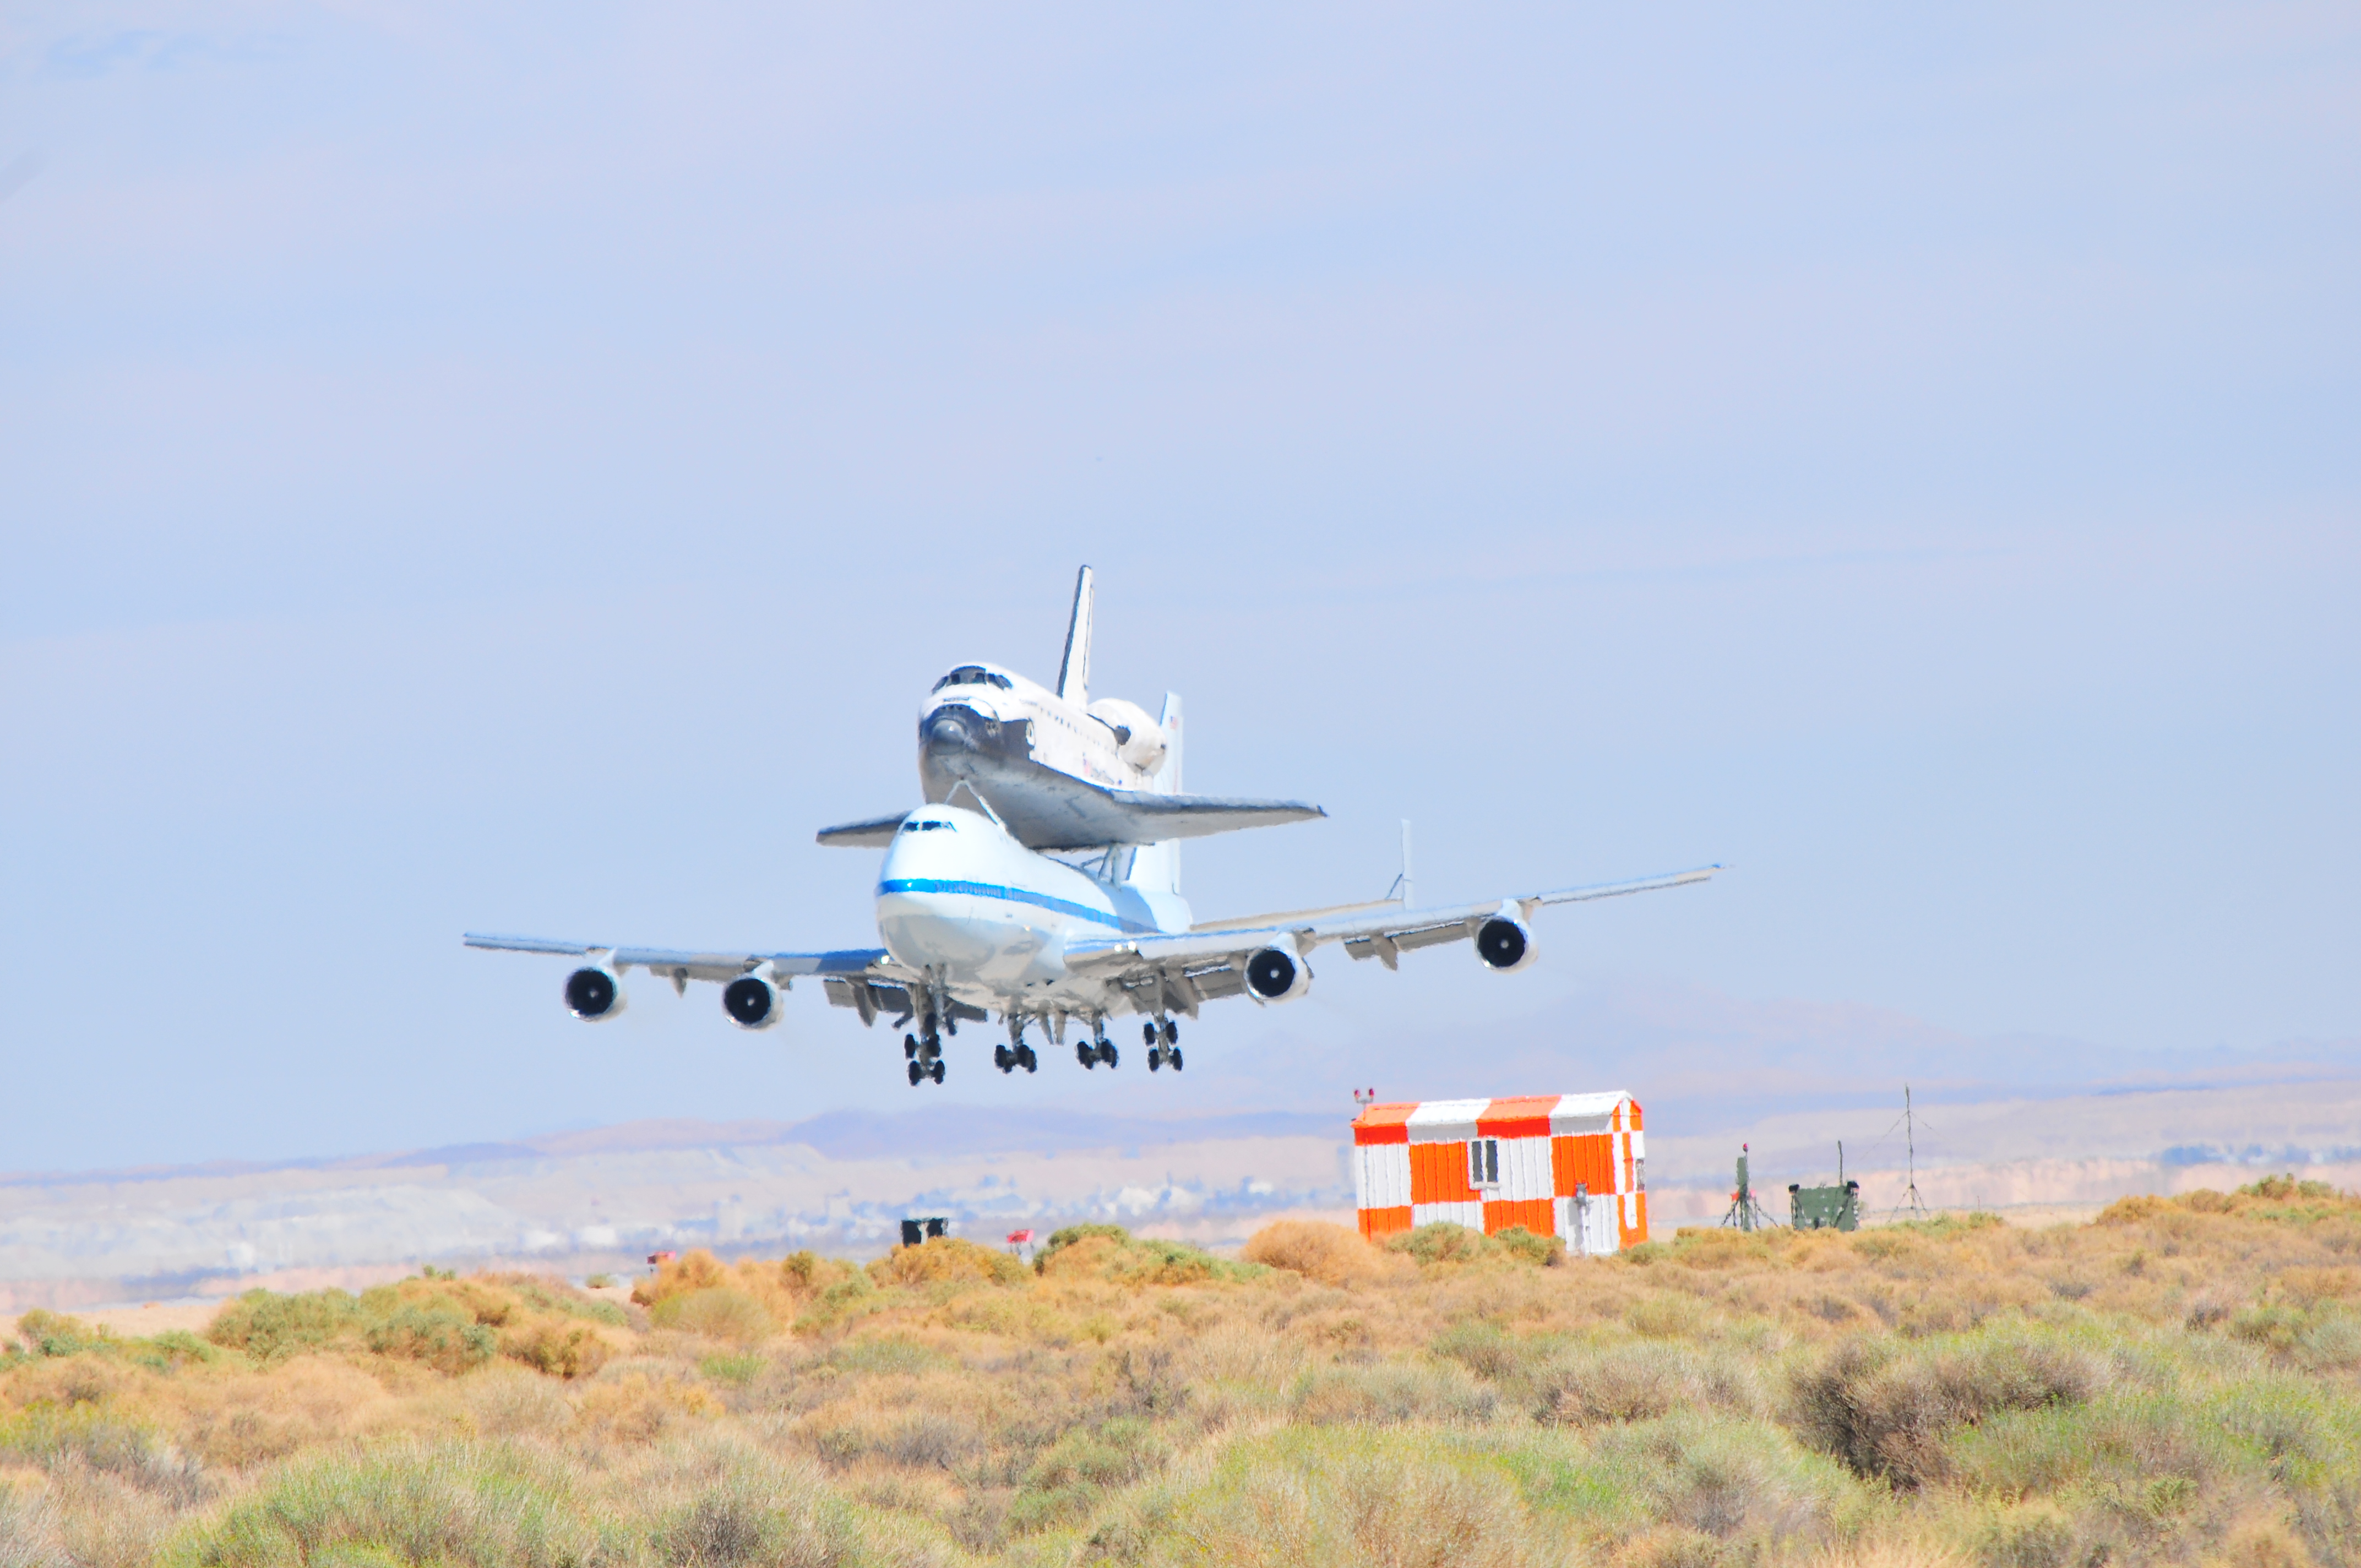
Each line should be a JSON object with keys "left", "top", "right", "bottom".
{"left": 466, "top": 570, "right": 1718, "bottom": 1087}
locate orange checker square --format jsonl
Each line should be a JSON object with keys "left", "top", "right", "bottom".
{"left": 1407, "top": 1140, "right": 1480, "bottom": 1205}
{"left": 1358, "top": 1206, "right": 1412, "bottom": 1240}
{"left": 1351, "top": 1102, "right": 1415, "bottom": 1144}
{"left": 1482, "top": 1197, "right": 1555, "bottom": 1237}
{"left": 1551, "top": 1133, "right": 1615, "bottom": 1198}
{"left": 1476, "top": 1096, "right": 1557, "bottom": 1140}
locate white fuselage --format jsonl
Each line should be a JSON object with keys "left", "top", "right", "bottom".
{"left": 873, "top": 803, "right": 1189, "bottom": 1022}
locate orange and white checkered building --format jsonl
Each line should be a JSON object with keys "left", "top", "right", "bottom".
{"left": 1351, "top": 1092, "right": 1647, "bottom": 1255}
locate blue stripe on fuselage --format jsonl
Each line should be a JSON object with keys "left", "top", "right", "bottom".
{"left": 876, "top": 878, "right": 1155, "bottom": 934}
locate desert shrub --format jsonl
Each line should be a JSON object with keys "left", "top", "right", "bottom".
{"left": 1385, "top": 1223, "right": 1497, "bottom": 1265}
{"left": 649, "top": 1289, "right": 774, "bottom": 1344}
{"left": 575, "top": 1373, "right": 722, "bottom": 1445}
{"left": 648, "top": 1455, "right": 865, "bottom": 1567}
{"left": 1579, "top": 1412, "right": 1869, "bottom": 1545}
{"left": 364, "top": 1304, "right": 498, "bottom": 1375}
{"left": 1292, "top": 1360, "right": 1499, "bottom": 1426}
{"left": 500, "top": 1321, "right": 610, "bottom": 1380}
{"left": 130, "top": 1330, "right": 219, "bottom": 1374}
{"left": 1033, "top": 1228, "right": 1248, "bottom": 1286}
{"left": 1669, "top": 1229, "right": 1771, "bottom": 1270}
{"left": 1789, "top": 1332, "right": 2105, "bottom": 1488}
{"left": 824, "top": 1337, "right": 944, "bottom": 1376}
{"left": 184, "top": 1439, "right": 591, "bottom": 1566}
{"left": 634, "top": 1250, "right": 735, "bottom": 1309}
{"left": 10, "top": 1312, "right": 108, "bottom": 1360}
{"left": 865, "top": 1237, "right": 1026, "bottom": 1289}
{"left": 1243, "top": 1221, "right": 1405, "bottom": 1286}
{"left": 0, "top": 1405, "right": 209, "bottom": 1507}
{"left": 461, "top": 1368, "right": 573, "bottom": 1439}
{"left": 698, "top": 1352, "right": 765, "bottom": 1387}
{"left": 485, "top": 1274, "right": 632, "bottom": 1329}
{"left": 205, "top": 1291, "right": 362, "bottom": 1364}
{"left": 1136, "top": 1427, "right": 1544, "bottom": 1567}
{"left": 1493, "top": 1226, "right": 1565, "bottom": 1267}
{"left": 1531, "top": 1342, "right": 1761, "bottom": 1428}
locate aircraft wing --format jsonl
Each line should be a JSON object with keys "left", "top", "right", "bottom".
{"left": 1059, "top": 863, "right": 1720, "bottom": 1007}
{"left": 815, "top": 783, "right": 1322, "bottom": 851}
{"left": 463, "top": 933, "right": 893, "bottom": 985}
{"left": 460, "top": 933, "right": 973, "bottom": 1028}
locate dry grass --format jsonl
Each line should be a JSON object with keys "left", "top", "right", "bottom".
{"left": 3, "top": 1187, "right": 2360, "bottom": 1565}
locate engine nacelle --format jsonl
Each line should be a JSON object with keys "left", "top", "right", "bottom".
{"left": 1243, "top": 940, "right": 1312, "bottom": 1003}
{"left": 722, "top": 971, "right": 782, "bottom": 1030}
{"left": 1474, "top": 911, "right": 1538, "bottom": 973}
{"left": 563, "top": 965, "right": 628, "bottom": 1021}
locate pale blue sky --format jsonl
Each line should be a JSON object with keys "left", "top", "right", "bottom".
{"left": 2, "top": 4, "right": 2355, "bottom": 1172}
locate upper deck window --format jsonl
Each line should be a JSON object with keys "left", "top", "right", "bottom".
{"left": 931, "top": 666, "right": 1014, "bottom": 693}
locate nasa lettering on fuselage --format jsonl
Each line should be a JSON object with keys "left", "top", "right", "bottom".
{"left": 466, "top": 566, "right": 1720, "bottom": 1086}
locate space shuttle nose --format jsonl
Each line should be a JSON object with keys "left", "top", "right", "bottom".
{"left": 922, "top": 710, "right": 977, "bottom": 754}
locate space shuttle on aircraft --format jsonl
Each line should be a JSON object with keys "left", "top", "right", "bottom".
{"left": 813, "top": 567, "right": 1325, "bottom": 853}
{"left": 465, "top": 564, "right": 1721, "bottom": 1089}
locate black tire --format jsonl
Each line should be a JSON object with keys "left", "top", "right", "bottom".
{"left": 930, "top": 1059, "right": 945, "bottom": 1085}
{"left": 904, "top": 1034, "right": 919, "bottom": 1059}
{"left": 1164, "top": 1019, "right": 1179, "bottom": 1045}
{"left": 907, "top": 1060, "right": 922, "bottom": 1086}
{"left": 1019, "top": 1045, "right": 1037, "bottom": 1073}
{"left": 1148, "top": 1047, "right": 1162, "bottom": 1072}
{"left": 1100, "top": 1041, "right": 1118, "bottom": 1069}
{"left": 994, "top": 1044, "right": 1011, "bottom": 1072}
{"left": 1143, "top": 1022, "right": 1157, "bottom": 1047}
{"left": 1171, "top": 1047, "right": 1183, "bottom": 1071}
{"left": 1076, "top": 1041, "right": 1095, "bottom": 1069}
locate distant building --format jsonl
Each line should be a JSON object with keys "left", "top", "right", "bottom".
{"left": 1351, "top": 1093, "right": 1647, "bottom": 1255}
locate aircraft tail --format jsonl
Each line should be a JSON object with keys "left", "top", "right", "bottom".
{"left": 1123, "top": 692, "right": 1185, "bottom": 894}
{"left": 1057, "top": 565, "right": 1094, "bottom": 704}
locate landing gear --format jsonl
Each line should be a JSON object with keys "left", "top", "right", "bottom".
{"left": 907, "top": 1031, "right": 944, "bottom": 1087}
{"left": 1076, "top": 1039, "right": 1096, "bottom": 1070}
{"left": 1163, "top": 1019, "right": 1180, "bottom": 1046}
{"left": 1097, "top": 1037, "right": 1118, "bottom": 1069}
{"left": 1143, "top": 1021, "right": 1158, "bottom": 1049}
{"left": 1147, "top": 1042, "right": 1184, "bottom": 1071}
{"left": 1017, "top": 1044, "right": 1037, "bottom": 1073}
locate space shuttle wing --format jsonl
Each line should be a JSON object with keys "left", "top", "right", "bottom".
{"left": 1062, "top": 863, "right": 1721, "bottom": 974}
{"left": 986, "top": 772, "right": 1325, "bottom": 851}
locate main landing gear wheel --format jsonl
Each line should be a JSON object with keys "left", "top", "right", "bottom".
{"left": 907, "top": 1060, "right": 923, "bottom": 1086}
{"left": 1163, "top": 1019, "right": 1180, "bottom": 1046}
{"left": 1076, "top": 1039, "right": 1096, "bottom": 1070}
{"left": 904, "top": 1034, "right": 919, "bottom": 1060}
{"left": 1148, "top": 1045, "right": 1162, "bottom": 1071}
{"left": 1017, "top": 1044, "right": 1037, "bottom": 1073}
{"left": 1170, "top": 1046, "right": 1183, "bottom": 1071}
{"left": 929, "top": 1058, "right": 945, "bottom": 1085}
{"left": 1143, "top": 1022, "right": 1158, "bottom": 1048}
{"left": 1097, "top": 1039, "right": 1118, "bottom": 1069}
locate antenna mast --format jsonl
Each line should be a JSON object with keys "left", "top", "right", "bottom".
{"left": 1901, "top": 1084, "right": 1929, "bottom": 1217}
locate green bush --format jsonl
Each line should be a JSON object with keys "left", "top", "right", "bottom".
{"left": 1788, "top": 1330, "right": 2104, "bottom": 1488}
{"left": 206, "top": 1291, "right": 363, "bottom": 1364}
{"left": 1384, "top": 1223, "right": 1496, "bottom": 1265}
{"left": 363, "top": 1305, "right": 498, "bottom": 1375}
{"left": 649, "top": 1288, "right": 773, "bottom": 1343}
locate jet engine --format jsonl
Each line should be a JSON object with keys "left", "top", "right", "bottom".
{"left": 1474, "top": 911, "right": 1538, "bottom": 973}
{"left": 722, "top": 972, "right": 782, "bottom": 1031}
{"left": 1243, "top": 941, "right": 1312, "bottom": 1003}
{"left": 1087, "top": 698, "right": 1169, "bottom": 776}
{"left": 563, "top": 965, "right": 628, "bottom": 1021}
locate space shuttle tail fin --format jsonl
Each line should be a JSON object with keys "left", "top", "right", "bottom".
{"left": 1057, "top": 565, "right": 1094, "bottom": 704}
{"left": 1123, "top": 692, "right": 1185, "bottom": 894}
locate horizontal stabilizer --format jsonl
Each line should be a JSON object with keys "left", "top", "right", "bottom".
{"left": 814, "top": 812, "right": 909, "bottom": 848}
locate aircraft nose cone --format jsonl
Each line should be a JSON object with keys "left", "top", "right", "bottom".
{"left": 923, "top": 710, "right": 977, "bottom": 753}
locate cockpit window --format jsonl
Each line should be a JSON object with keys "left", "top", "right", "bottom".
{"left": 898, "top": 819, "right": 953, "bottom": 833}
{"left": 931, "top": 666, "right": 1013, "bottom": 692}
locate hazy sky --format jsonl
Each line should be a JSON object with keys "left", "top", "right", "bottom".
{"left": 3, "top": 3, "right": 2355, "bottom": 1173}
